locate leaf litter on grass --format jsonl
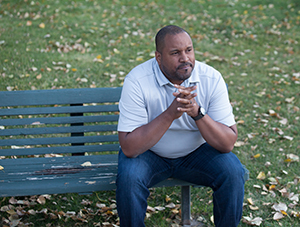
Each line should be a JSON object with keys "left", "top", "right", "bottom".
{"left": 0, "top": 0, "right": 300, "bottom": 226}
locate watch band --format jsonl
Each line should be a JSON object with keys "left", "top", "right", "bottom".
{"left": 191, "top": 107, "right": 205, "bottom": 121}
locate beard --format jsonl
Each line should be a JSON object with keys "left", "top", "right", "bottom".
{"left": 161, "top": 62, "right": 194, "bottom": 83}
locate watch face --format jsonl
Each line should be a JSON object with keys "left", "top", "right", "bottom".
{"left": 200, "top": 107, "right": 206, "bottom": 115}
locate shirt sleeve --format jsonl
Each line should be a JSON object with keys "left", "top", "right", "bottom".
{"left": 207, "top": 75, "right": 236, "bottom": 127}
{"left": 117, "top": 77, "right": 148, "bottom": 132}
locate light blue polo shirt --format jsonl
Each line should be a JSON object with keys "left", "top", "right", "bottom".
{"left": 118, "top": 58, "right": 235, "bottom": 158}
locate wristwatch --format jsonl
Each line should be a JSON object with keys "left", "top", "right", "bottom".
{"left": 192, "top": 106, "right": 206, "bottom": 121}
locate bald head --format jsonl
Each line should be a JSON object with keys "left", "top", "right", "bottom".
{"left": 155, "top": 25, "right": 188, "bottom": 53}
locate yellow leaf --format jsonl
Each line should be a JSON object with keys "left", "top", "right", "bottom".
{"left": 165, "top": 195, "right": 171, "bottom": 202}
{"left": 106, "top": 210, "right": 114, "bottom": 215}
{"left": 237, "top": 120, "right": 244, "bottom": 124}
{"left": 281, "top": 210, "right": 288, "bottom": 216}
{"left": 39, "top": 23, "right": 45, "bottom": 29}
{"left": 253, "top": 154, "right": 261, "bottom": 158}
{"left": 96, "top": 55, "right": 102, "bottom": 59}
{"left": 247, "top": 198, "right": 254, "bottom": 205}
{"left": 269, "top": 185, "right": 276, "bottom": 191}
{"left": 257, "top": 172, "right": 266, "bottom": 180}
{"left": 72, "top": 68, "right": 77, "bottom": 72}
{"left": 136, "top": 56, "right": 144, "bottom": 61}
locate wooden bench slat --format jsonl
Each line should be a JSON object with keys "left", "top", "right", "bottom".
{"left": 0, "top": 115, "right": 119, "bottom": 126}
{"left": 0, "top": 105, "right": 119, "bottom": 116}
{"left": 0, "top": 144, "right": 120, "bottom": 156}
{"left": 0, "top": 154, "right": 118, "bottom": 197}
{"left": 0, "top": 87, "right": 122, "bottom": 107}
{"left": 0, "top": 135, "right": 119, "bottom": 146}
{"left": 0, "top": 125, "right": 118, "bottom": 136}
{"left": 0, "top": 154, "right": 196, "bottom": 197}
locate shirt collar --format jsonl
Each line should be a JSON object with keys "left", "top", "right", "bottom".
{"left": 153, "top": 58, "right": 200, "bottom": 87}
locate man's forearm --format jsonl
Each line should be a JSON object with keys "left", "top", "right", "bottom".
{"left": 195, "top": 114, "right": 238, "bottom": 153}
{"left": 118, "top": 110, "right": 175, "bottom": 158}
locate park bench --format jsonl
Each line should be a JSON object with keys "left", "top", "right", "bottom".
{"left": 0, "top": 87, "right": 249, "bottom": 225}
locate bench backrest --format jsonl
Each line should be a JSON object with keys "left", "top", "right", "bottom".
{"left": 0, "top": 87, "right": 122, "bottom": 157}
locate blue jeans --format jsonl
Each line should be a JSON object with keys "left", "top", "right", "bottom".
{"left": 116, "top": 143, "right": 245, "bottom": 227}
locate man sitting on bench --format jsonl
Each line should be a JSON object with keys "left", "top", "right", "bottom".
{"left": 116, "top": 25, "right": 245, "bottom": 227}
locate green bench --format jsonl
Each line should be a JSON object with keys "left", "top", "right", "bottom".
{"left": 0, "top": 87, "right": 249, "bottom": 225}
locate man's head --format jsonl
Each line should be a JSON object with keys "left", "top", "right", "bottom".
{"left": 155, "top": 25, "right": 195, "bottom": 85}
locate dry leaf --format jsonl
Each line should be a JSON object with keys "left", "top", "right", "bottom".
{"left": 165, "top": 195, "right": 171, "bottom": 202}
{"left": 234, "top": 141, "right": 245, "bottom": 147}
{"left": 286, "top": 154, "right": 299, "bottom": 162}
{"left": 81, "top": 161, "right": 92, "bottom": 167}
{"left": 39, "top": 23, "right": 45, "bottom": 29}
{"left": 37, "top": 195, "right": 46, "bottom": 204}
{"left": 249, "top": 205, "right": 259, "bottom": 210}
{"left": 247, "top": 198, "right": 254, "bottom": 205}
{"left": 272, "top": 202, "right": 287, "bottom": 212}
{"left": 36, "top": 74, "right": 42, "bottom": 79}
{"left": 257, "top": 172, "right": 266, "bottom": 180}
{"left": 273, "top": 212, "right": 285, "bottom": 220}
{"left": 253, "top": 154, "right": 261, "bottom": 158}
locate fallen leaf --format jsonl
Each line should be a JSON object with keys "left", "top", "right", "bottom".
{"left": 249, "top": 205, "right": 259, "bottom": 210}
{"left": 273, "top": 212, "right": 285, "bottom": 220}
{"left": 81, "top": 161, "right": 92, "bottom": 167}
{"left": 39, "top": 23, "right": 45, "bottom": 29}
{"left": 37, "top": 195, "right": 46, "bottom": 204}
{"left": 286, "top": 154, "right": 299, "bottom": 162}
{"left": 253, "top": 154, "right": 261, "bottom": 158}
{"left": 234, "top": 141, "right": 245, "bottom": 147}
{"left": 247, "top": 198, "right": 254, "bottom": 205}
{"left": 272, "top": 202, "right": 287, "bottom": 212}
{"left": 154, "top": 206, "right": 165, "bottom": 211}
{"left": 257, "top": 172, "right": 266, "bottom": 180}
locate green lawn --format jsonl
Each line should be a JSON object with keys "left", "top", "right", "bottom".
{"left": 0, "top": 0, "right": 299, "bottom": 226}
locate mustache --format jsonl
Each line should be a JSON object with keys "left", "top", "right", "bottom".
{"left": 176, "top": 63, "right": 193, "bottom": 70}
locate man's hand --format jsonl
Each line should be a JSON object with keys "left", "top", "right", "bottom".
{"left": 172, "top": 84, "right": 199, "bottom": 118}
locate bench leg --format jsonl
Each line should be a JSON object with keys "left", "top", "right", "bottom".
{"left": 181, "top": 185, "right": 191, "bottom": 225}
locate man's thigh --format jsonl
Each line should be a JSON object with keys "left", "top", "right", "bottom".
{"left": 117, "top": 149, "right": 172, "bottom": 188}
{"left": 172, "top": 143, "right": 244, "bottom": 188}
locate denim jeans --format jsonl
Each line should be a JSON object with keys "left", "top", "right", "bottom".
{"left": 116, "top": 143, "right": 245, "bottom": 227}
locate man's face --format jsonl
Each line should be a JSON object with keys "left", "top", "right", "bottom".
{"left": 155, "top": 32, "right": 195, "bottom": 85}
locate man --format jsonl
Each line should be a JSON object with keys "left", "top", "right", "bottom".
{"left": 116, "top": 25, "right": 245, "bottom": 227}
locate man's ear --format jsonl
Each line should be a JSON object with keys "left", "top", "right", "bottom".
{"left": 155, "top": 51, "right": 161, "bottom": 65}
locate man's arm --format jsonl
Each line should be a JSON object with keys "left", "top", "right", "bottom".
{"left": 118, "top": 86, "right": 197, "bottom": 158}
{"left": 194, "top": 115, "right": 237, "bottom": 153}
{"left": 175, "top": 84, "right": 238, "bottom": 153}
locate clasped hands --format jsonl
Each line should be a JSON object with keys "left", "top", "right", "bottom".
{"left": 170, "top": 84, "right": 199, "bottom": 119}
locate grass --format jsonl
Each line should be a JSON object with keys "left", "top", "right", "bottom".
{"left": 0, "top": 0, "right": 300, "bottom": 226}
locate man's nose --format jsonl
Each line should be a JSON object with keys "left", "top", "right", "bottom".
{"left": 180, "top": 52, "right": 189, "bottom": 62}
